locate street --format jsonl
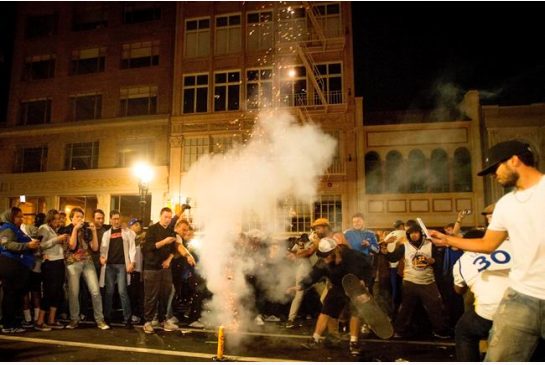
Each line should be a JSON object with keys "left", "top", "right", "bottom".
{"left": 0, "top": 319, "right": 456, "bottom": 362}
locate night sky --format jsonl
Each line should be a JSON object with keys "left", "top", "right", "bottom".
{"left": 1, "top": 2, "right": 545, "bottom": 121}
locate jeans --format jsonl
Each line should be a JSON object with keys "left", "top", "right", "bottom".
{"left": 104, "top": 264, "right": 131, "bottom": 322}
{"left": 455, "top": 309, "right": 492, "bottom": 361}
{"left": 485, "top": 287, "right": 545, "bottom": 361}
{"left": 66, "top": 260, "right": 104, "bottom": 322}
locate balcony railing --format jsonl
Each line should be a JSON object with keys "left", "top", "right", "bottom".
{"left": 280, "top": 90, "right": 345, "bottom": 108}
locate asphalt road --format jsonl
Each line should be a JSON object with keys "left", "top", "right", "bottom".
{"left": 0, "top": 320, "right": 456, "bottom": 362}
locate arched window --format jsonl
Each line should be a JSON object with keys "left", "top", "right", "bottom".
{"left": 430, "top": 148, "right": 449, "bottom": 192}
{"left": 365, "top": 151, "right": 382, "bottom": 194}
{"left": 408, "top": 149, "right": 426, "bottom": 193}
{"left": 453, "top": 147, "right": 472, "bottom": 192}
{"left": 385, "top": 150, "right": 404, "bottom": 193}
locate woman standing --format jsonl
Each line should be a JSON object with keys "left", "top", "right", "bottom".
{"left": 0, "top": 207, "right": 40, "bottom": 333}
{"left": 34, "top": 209, "right": 69, "bottom": 330}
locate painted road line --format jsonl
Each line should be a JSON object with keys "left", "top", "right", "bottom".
{"left": 175, "top": 327, "right": 455, "bottom": 347}
{"left": 0, "top": 335, "right": 304, "bottom": 362}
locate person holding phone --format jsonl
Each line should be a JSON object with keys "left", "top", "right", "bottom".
{"left": 34, "top": 209, "right": 69, "bottom": 331}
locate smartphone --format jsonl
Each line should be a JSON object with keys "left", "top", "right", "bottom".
{"left": 416, "top": 218, "right": 432, "bottom": 240}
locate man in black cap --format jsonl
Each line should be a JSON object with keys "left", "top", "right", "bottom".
{"left": 430, "top": 139, "right": 544, "bottom": 361}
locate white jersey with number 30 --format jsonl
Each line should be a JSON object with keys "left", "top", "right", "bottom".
{"left": 453, "top": 240, "right": 513, "bottom": 320}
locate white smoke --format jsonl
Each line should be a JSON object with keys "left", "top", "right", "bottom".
{"left": 181, "top": 111, "right": 336, "bottom": 339}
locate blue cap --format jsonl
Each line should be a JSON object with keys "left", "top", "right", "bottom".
{"left": 128, "top": 218, "right": 142, "bottom": 227}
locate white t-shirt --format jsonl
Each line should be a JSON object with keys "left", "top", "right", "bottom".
{"left": 487, "top": 175, "right": 545, "bottom": 299}
{"left": 453, "top": 240, "right": 512, "bottom": 320}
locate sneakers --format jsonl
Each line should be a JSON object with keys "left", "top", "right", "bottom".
{"left": 143, "top": 322, "right": 155, "bottom": 334}
{"left": 131, "top": 315, "right": 141, "bottom": 324}
{"left": 1, "top": 327, "right": 26, "bottom": 334}
{"left": 360, "top": 323, "right": 371, "bottom": 334}
{"left": 349, "top": 341, "right": 361, "bottom": 357}
{"left": 254, "top": 314, "right": 265, "bottom": 326}
{"left": 264, "top": 315, "right": 281, "bottom": 322}
{"left": 34, "top": 323, "right": 52, "bottom": 332}
{"left": 167, "top": 316, "right": 179, "bottom": 324}
{"left": 21, "top": 320, "right": 34, "bottom": 329}
{"left": 163, "top": 320, "right": 179, "bottom": 332}
{"left": 65, "top": 320, "right": 79, "bottom": 329}
{"left": 188, "top": 320, "right": 205, "bottom": 329}
{"left": 151, "top": 319, "right": 160, "bottom": 328}
{"left": 302, "top": 338, "right": 325, "bottom": 350}
{"left": 97, "top": 321, "right": 111, "bottom": 330}
{"left": 285, "top": 320, "right": 296, "bottom": 329}
{"left": 47, "top": 321, "right": 65, "bottom": 330}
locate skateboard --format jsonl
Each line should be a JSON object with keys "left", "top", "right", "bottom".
{"left": 342, "top": 273, "right": 394, "bottom": 339}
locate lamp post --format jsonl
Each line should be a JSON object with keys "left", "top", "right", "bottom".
{"left": 132, "top": 162, "right": 154, "bottom": 226}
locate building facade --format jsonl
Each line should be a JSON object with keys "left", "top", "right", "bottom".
{"left": 360, "top": 91, "right": 487, "bottom": 229}
{"left": 0, "top": 1, "right": 360, "bottom": 231}
{"left": 0, "top": 2, "right": 176, "bottom": 224}
{"left": 168, "top": 1, "right": 359, "bottom": 232}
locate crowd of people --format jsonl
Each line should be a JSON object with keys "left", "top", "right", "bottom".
{"left": 0, "top": 139, "right": 543, "bottom": 362}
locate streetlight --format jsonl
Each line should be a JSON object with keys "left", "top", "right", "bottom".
{"left": 132, "top": 161, "right": 154, "bottom": 226}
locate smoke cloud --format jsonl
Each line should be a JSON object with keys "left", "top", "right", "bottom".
{"left": 181, "top": 111, "right": 336, "bottom": 343}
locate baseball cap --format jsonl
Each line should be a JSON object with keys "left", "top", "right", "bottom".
{"left": 393, "top": 219, "right": 405, "bottom": 229}
{"left": 128, "top": 218, "right": 142, "bottom": 227}
{"left": 311, "top": 217, "right": 330, "bottom": 228}
{"left": 478, "top": 140, "right": 533, "bottom": 176}
{"left": 316, "top": 237, "right": 337, "bottom": 258}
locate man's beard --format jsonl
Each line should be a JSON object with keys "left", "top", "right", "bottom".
{"left": 499, "top": 170, "right": 519, "bottom": 189}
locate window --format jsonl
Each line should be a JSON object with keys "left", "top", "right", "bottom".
{"left": 365, "top": 152, "right": 382, "bottom": 194}
{"left": 277, "top": 6, "right": 307, "bottom": 42}
{"left": 453, "top": 147, "right": 472, "bottom": 192}
{"left": 119, "top": 86, "right": 157, "bottom": 116}
{"left": 183, "top": 134, "right": 239, "bottom": 171}
{"left": 313, "top": 2, "right": 341, "bottom": 38}
{"left": 25, "top": 14, "right": 57, "bottom": 39}
{"left": 408, "top": 149, "right": 426, "bottom": 193}
{"left": 211, "top": 135, "right": 239, "bottom": 154}
{"left": 121, "top": 41, "right": 159, "bottom": 69}
{"left": 430, "top": 149, "right": 449, "bottom": 192}
{"left": 314, "top": 195, "right": 342, "bottom": 232}
{"left": 118, "top": 140, "right": 154, "bottom": 168}
{"left": 183, "top": 137, "right": 209, "bottom": 172}
{"left": 315, "top": 63, "right": 342, "bottom": 104}
{"left": 123, "top": 3, "right": 161, "bottom": 24}
{"left": 215, "top": 14, "right": 241, "bottom": 55}
{"left": 59, "top": 196, "right": 97, "bottom": 219}
{"left": 185, "top": 18, "right": 210, "bottom": 58}
{"left": 15, "top": 146, "right": 48, "bottom": 173}
{"left": 280, "top": 66, "right": 307, "bottom": 106}
{"left": 183, "top": 74, "right": 208, "bottom": 113}
{"left": 385, "top": 150, "right": 404, "bottom": 193}
{"left": 69, "top": 93, "right": 102, "bottom": 121}
{"left": 65, "top": 142, "right": 99, "bottom": 170}
{"left": 280, "top": 198, "right": 312, "bottom": 233}
{"left": 22, "top": 54, "right": 55, "bottom": 81}
{"left": 246, "top": 68, "right": 272, "bottom": 109}
{"left": 71, "top": 48, "right": 105, "bottom": 75}
{"left": 19, "top": 99, "right": 51, "bottom": 125}
{"left": 72, "top": 5, "right": 107, "bottom": 31}
{"left": 214, "top": 71, "right": 240, "bottom": 111}
{"left": 110, "top": 195, "right": 151, "bottom": 226}
{"left": 247, "top": 10, "right": 273, "bottom": 51}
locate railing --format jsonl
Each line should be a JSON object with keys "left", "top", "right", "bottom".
{"left": 279, "top": 91, "right": 344, "bottom": 108}
{"left": 327, "top": 158, "right": 345, "bottom": 175}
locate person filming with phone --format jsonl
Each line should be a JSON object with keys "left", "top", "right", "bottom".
{"left": 429, "top": 140, "right": 544, "bottom": 361}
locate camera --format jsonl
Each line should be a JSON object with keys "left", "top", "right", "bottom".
{"left": 462, "top": 209, "right": 472, "bottom": 215}
{"left": 81, "top": 222, "right": 92, "bottom": 242}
